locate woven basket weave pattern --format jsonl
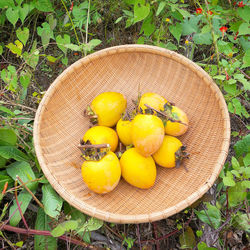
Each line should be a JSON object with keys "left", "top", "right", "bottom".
{"left": 34, "top": 45, "right": 230, "bottom": 223}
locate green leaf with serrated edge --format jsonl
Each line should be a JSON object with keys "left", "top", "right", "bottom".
{"left": 179, "top": 226, "right": 196, "bottom": 249}
{"left": 42, "top": 184, "right": 63, "bottom": 218}
{"left": 234, "top": 134, "right": 250, "bottom": 157}
{"left": 156, "top": 2, "right": 166, "bottom": 16}
{"left": 0, "top": 175, "right": 13, "bottom": 189}
{"left": 238, "top": 23, "right": 250, "bottom": 36}
{"left": 243, "top": 153, "right": 250, "bottom": 166}
{"left": 228, "top": 182, "right": 247, "bottom": 207}
{"left": 6, "top": 7, "right": 19, "bottom": 26}
{"left": 182, "top": 15, "right": 201, "bottom": 36}
{"left": 134, "top": 2, "right": 150, "bottom": 23}
{"left": 169, "top": 23, "right": 182, "bottom": 43}
{"left": 51, "top": 220, "right": 78, "bottom": 237}
{"left": 16, "top": 27, "right": 29, "bottom": 46}
{"left": 0, "top": 129, "right": 17, "bottom": 146}
{"left": 9, "top": 190, "right": 33, "bottom": 226}
{"left": 56, "top": 34, "right": 70, "bottom": 54}
{"left": 77, "top": 217, "right": 103, "bottom": 233}
{"left": 7, "top": 161, "right": 37, "bottom": 191}
{"left": 35, "top": 0, "right": 54, "bottom": 12}
{"left": 195, "top": 203, "right": 221, "bottom": 229}
{"left": 0, "top": 146, "right": 29, "bottom": 162}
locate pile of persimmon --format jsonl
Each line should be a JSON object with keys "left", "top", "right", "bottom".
{"left": 79, "top": 92, "right": 189, "bottom": 194}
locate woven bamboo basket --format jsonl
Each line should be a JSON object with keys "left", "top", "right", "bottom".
{"left": 34, "top": 45, "right": 230, "bottom": 223}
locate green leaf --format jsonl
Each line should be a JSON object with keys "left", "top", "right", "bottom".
{"left": 18, "top": 4, "right": 31, "bottom": 24}
{"left": 20, "top": 71, "right": 31, "bottom": 89}
{"left": 137, "top": 36, "right": 145, "bottom": 44}
{"left": 169, "top": 23, "right": 182, "bottom": 43}
{"left": 228, "top": 182, "right": 247, "bottom": 207}
{"left": 223, "top": 172, "right": 235, "bottom": 187}
{"left": 0, "top": 0, "right": 15, "bottom": 8}
{"left": 195, "top": 203, "right": 221, "bottom": 229}
{"left": 231, "top": 170, "right": 240, "bottom": 178}
{"left": 179, "top": 226, "right": 196, "bottom": 249}
{"left": 0, "top": 45, "right": 3, "bottom": 55}
{"left": 115, "top": 16, "right": 123, "bottom": 24}
{"left": 156, "top": 2, "right": 166, "bottom": 16}
{"left": 233, "top": 213, "right": 250, "bottom": 233}
{"left": 163, "top": 42, "right": 177, "bottom": 51}
{"left": 46, "top": 55, "right": 58, "bottom": 63}
{"left": 61, "top": 57, "right": 68, "bottom": 66}
{"left": 0, "top": 106, "right": 15, "bottom": 116}
{"left": 7, "top": 161, "right": 37, "bottom": 190}
{"left": 0, "top": 146, "right": 29, "bottom": 162}
{"left": 231, "top": 157, "right": 240, "bottom": 170}
{"left": 1, "top": 65, "right": 18, "bottom": 91}
{"left": 37, "top": 22, "right": 54, "bottom": 50}
{"left": 177, "top": 8, "right": 190, "bottom": 18}
{"left": 228, "top": 98, "right": 242, "bottom": 116}
{"left": 133, "top": 2, "right": 150, "bottom": 23}
{"left": 16, "top": 27, "right": 29, "bottom": 46}
{"left": 77, "top": 217, "right": 103, "bottom": 233}
{"left": 51, "top": 220, "right": 78, "bottom": 237}
{"left": 56, "top": 34, "right": 70, "bottom": 54}
{"left": 197, "top": 242, "right": 217, "bottom": 250}
{"left": 193, "top": 33, "right": 213, "bottom": 45}
{"left": 9, "top": 190, "right": 33, "bottom": 226}
{"left": 243, "top": 153, "right": 250, "bottom": 166}
{"left": 63, "top": 44, "right": 80, "bottom": 51}
{"left": 242, "top": 49, "right": 250, "bottom": 68}
{"left": 234, "top": 134, "right": 250, "bottom": 157}
{"left": 237, "top": 6, "right": 250, "bottom": 23}
{"left": 140, "top": 13, "right": 155, "bottom": 37}
{"left": 35, "top": 0, "right": 54, "bottom": 12}
{"left": 42, "top": 184, "right": 63, "bottom": 218}
{"left": 0, "top": 157, "right": 7, "bottom": 168}
{"left": 23, "top": 40, "right": 39, "bottom": 69}
{"left": 239, "top": 37, "right": 250, "bottom": 51}
{"left": 6, "top": 41, "right": 22, "bottom": 56}
{"left": 6, "top": 7, "right": 19, "bottom": 26}
{"left": 238, "top": 23, "right": 250, "bottom": 36}
{"left": 224, "top": 84, "right": 237, "bottom": 95}
{"left": 0, "top": 128, "right": 17, "bottom": 146}
{"left": 242, "top": 180, "right": 250, "bottom": 189}
{"left": 0, "top": 175, "right": 13, "bottom": 190}
{"left": 196, "top": 230, "right": 203, "bottom": 238}
{"left": 182, "top": 15, "right": 201, "bottom": 36}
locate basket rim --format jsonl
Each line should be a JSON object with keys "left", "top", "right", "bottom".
{"left": 33, "top": 44, "right": 230, "bottom": 223}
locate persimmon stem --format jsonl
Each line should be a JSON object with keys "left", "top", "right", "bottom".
{"left": 144, "top": 104, "right": 188, "bottom": 126}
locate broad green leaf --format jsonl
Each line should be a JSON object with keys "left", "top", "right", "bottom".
{"left": 0, "top": 128, "right": 17, "bottom": 146}
{"left": 228, "top": 98, "right": 242, "bottom": 116}
{"left": 237, "top": 6, "right": 250, "bottom": 23}
{"left": 51, "top": 220, "right": 78, "bottom": 237}
{"left": 18, "top": 4, "right": 30, "bottom": 24}
{"left": 0, "top": 146, "right": 29, "bottom": 162}
{"left": 238, "top": 23, "right": 250, "bottom": 36}
{"left": 63, "top": 44, "right": 80, "bottom": 51}
{"left": 16, "top": 27, "right": 29, "bottom": 46}
{"left": 0, "top": 175, "right": 13, "bottom": 190}
{"left": 223, "top": 171, "right": 235, "bottom": 186}
{"left": 0, "top": 0, "right": 15, "bottom": 8}
{"left": 48, "top": 14, "right": 57, "bottom": 30}
{"left": 242, "top": 180, "right": 250, "bottom": 189}
{"left": 239, "top": 37, "right": 250, "bottom": 51}
{"left": 64, "top": 203, "right": 86, "bottom": 223}
{"left": 9, "top": 190, "right": 33, "bottom": 226}
{"left": 56, "top": 34, "right": 70, "bottom": 54}
{"left": 23, "top": 40, "right": 39, "bottom": 69}
{"left": 231, "top": 170, "right": 240, "bottom": 178}
{"left": 35, "top": 0, "right": 54, "bottom": 12}
{"left": 140, "top": 13, "right": 155, "bottom": 37}
{"left": 233, "top": 213, "right": 250, "bottom": 233}
{"left": 134, "top": 2, "right": 150, "bottom": 23}
{"left": 179, "top": 226, "right": 196, "bottom": 249}
{"left": 193, "top": 33, "right": 213, "bottom": 45}
{"left": 234, "top": 134, "right": 250, "bottom": 157}
{"left": 20, "top": 71, "right": 31, "bottom": 89}
{"left": 0, "top": 45, "right": 3, "bottom": 55}
{"left": 61, "top": 57, "right": 68, "bottom": 66}
{"left": 243, "top": 153, "right": 250, "bottom": 166}
{"left": 137, "top": 36, "right": 145, "bottom": 44}
{"left": 6, "top": 42, "right": 22, "bottom": 56}
{"left": 1, "top": 65, "right": 18, "bottom": 91}
{"left": 6, "top": 161, "right": 37, "bottom": 190}
{"left": 0, "top": 157, "right": 7, "bottom": 168}
{"left": 195, "top": 203, "right": 221, "bottom": 229}
{"left": 46, "top": 55, "right": 58, "bottom": 63}
{"left": 197, "top": 242, "right": 217, "bottom": 250}
{"left": 169, "top": 23, "right": 182, "bottom": 43}
{"left": 77, "top": 217, "right": 103, "bottom": 233}
{"left": 242, "top": 49, "right": 250, "bottom": 68}
{"left": 35, "top": 208, "right": 57, "bottom": 250}
{"left": 160, "top": 42, "right": 177, "bottom": 51}
{"left": 156, "top": 2, "right": 166, "bottom": 16}
{"left": 182, "top": 15, "right": 201, "bottom": 36}
{"left": 231, "top": 157, "right": 240, "bottom": 170}
{"left": 6, "top": 7, "right": 19, "bottom": 26}
{"left": 42, "top": 184, "right": 63, "bottom": 218}
{"left": 37, "top": 22, "right": 54, "bottom": 50}
{"left": 224, "top": 84, "right": 237, "bottom": 95}
{"left": 177, "top": 8, "right": 190, "bottom": 18}
{"left": 88, "top": 39, "right": 102, "bottom": 48}
{"left": 228, "top": 182, "right": 247, "bottom": 207}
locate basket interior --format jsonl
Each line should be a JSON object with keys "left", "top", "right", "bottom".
{"left": 35, "top": 46, "right": 229, "bottom": 223}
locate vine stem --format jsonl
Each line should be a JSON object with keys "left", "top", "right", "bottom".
{"left": 61, "top": 0, "right": 81, "bottom": 46}
{"left": 0, "top": 224, "right": 97, "bottom": 249}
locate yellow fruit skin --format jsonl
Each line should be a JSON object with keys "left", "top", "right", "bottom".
{"left": 120, "top": 148, "right": 156, "bottom": 189}
{"left": 132, "top": 114, "right": 164, "bottom": 157}
{"left": 116, "top": 119, "right": 133, "bottom": 146}
{"left": 81, "top": 152, "right": 121, "bottom": 194}
{"left": 153, "top": 135, "right": 183, "bottom": 168}
{"left": 83, "top": 126, "right": 118, "bottom": 152}
{"left": 165, "top": 106, "right": 189, "bottom": 136}
{"left": 138, "top": 92, "right": 168, "bottom": 112}
{"left": 91, "top": 92, "right": 127, "bottom": 127}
